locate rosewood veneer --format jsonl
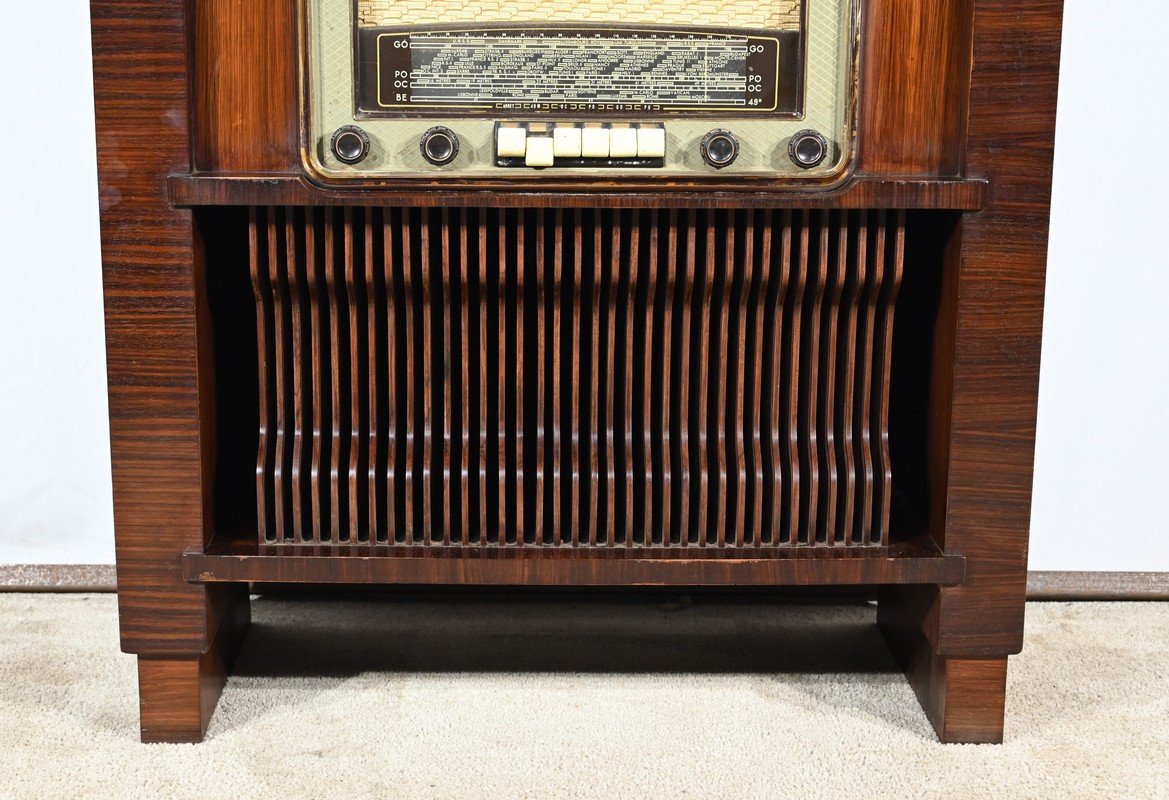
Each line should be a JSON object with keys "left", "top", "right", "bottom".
{"left": 90, "top": 0, "right": 1063, "bottom": 743}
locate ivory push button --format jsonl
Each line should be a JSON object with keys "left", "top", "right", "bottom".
{"left": 637, "top": 126, "right": 666, "bottom": 158}
{"left": 553, "top": 126, "right": 583, "bottom": 158}
{"left": 609, "top": 127, "right": 638, "bottom": 158}
{"left": 525, "top": 136, "right": 555, "bottom": 167}
{"left": 496, "top": 126, "right": 527, "bottom": 158}
{"left": 497, "top": 122, "right": 665, "bottom": 168}
{"left": 581, "top": 127, "right": 610, "bottom": 158}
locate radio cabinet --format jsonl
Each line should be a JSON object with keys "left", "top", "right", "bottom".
{"left": 90, "top": 0, "right": 1063, "bottom": 743}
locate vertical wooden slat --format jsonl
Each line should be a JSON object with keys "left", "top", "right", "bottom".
{"left": 550, "top": 211, "right": 564, "bottom": 545}
{"left": 365, "top": 208, "right": 381, "bottom": 542}
{"left": 714, "top": 213, "right": 732, "bottom": 547}
{"left": 497, "top": 210, "right": 509, "bottom": 542}
{"left": 800, "top": 210, "right": 828, "bottom": 543}
{"left": 677, "top": 210, "right": 694, "bottom": 545}
{"left": 587, "top": 213, "right": 602, "bottom": 546}
{"left": 459, "top": 210, "right": 471, "bottom": 545}
{"left": 306, "top": 210, "right": 323, "bottom": 543}
{"left": 749, "top": 215, "right": 771, "bottom": 547}
{"left": 835, "top": 211, "right": 863, "bottom": 542}
{"left": 285, "top": 208, "right": 306, "bottom": 542}
{"left": 269, "top": 208, "right": 290, "bottom": 541}
{"left": 514, "top": 211, "right": 525, "bottom": 544}
{"left": 733, "top": 212, "right": 754, "bottom": 546}
{"left": 323, "top": 210, "right": 343, "bottom": 542}
{"left": 343, "top": 207, "right": 363, "bottom": 542}
{"left": 641, "top": 212, "right": 658, "bottom": 545}
{"left": 695, "top": 212, "right": 714, "bottom": 545}
{"left": 584, "top": 215, "right": 603, "bottom": 547}
{"left": 478, "top": 211, "right": 489, "bottom": 543}
{"left": 661, "top": 211, "right": 676, "bottom": 544}
{"left": 854, "top": 211, "right": 883, "bottom": 544}
{"left": 816, "top": 210, "right": 845, "bottom": 544}
{"left": 570, "top": 209, "right": 583, "bottom": 546}
{"left": 534, "top": 209, "right": 546, "bottom": 544}
{"left": 382, "top": 209, "right": 398, "bottom": 543}
{"left": 770, "top": 210, "right": 797, "bottom": 544}
{"left": 635, "top": 212, "right": 654, "bottom": 547}
{"left": 789, "top": 211, "right": 811, "bottom": 543}
{"left": 419, "top": 212, "right": 435, "bottom": 543}
{"left": 401, "top": 209, "right": 416, "bottom": 541}
{"left": 605, "top": 213, "right": 620, "bottom": 546}
{"left": 440, "top": 208, "right": 453, "bottom": 545}
{"left": 872, "top": 210, "right": 905, "bottom": 543}
{"left": 249, "top": 208, "right": 273, "bottom": 541}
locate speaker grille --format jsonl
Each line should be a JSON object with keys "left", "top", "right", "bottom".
{"left": 248, "top": 206, "right": 904, "bottom": 549}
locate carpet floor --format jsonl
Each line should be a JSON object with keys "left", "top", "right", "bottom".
{"left": 0, "top": 593, "right": 1166, "bottom": 799}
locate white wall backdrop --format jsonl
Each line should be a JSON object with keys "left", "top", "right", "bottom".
{"left": 0, "top": 1, "right": 1166, "bottom": 569}
{"left": 1029, "top": 0, "right": 1169, "bottom": 571}
{"left": 0, "top": 2, "right": 113, "bottom": 563}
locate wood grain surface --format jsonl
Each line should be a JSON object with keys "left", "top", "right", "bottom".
{"left": 92, "top": 0, "right": 249, "bottom": 656}
{"left": 92, "top": 0, "right": 1063, "bottom": 743}
{"left": 168, "top": 175, "right": 989, "bottom": 210}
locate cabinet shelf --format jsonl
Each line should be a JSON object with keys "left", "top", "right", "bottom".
{"left": 183, "top": 536, "right": 965, "bottom": 587}
{"left": 167, "top": 173, "right": 988, "bottom": 211}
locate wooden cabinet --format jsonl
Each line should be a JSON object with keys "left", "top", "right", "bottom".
{"left": 90, "top": 0, "right": 1063, "bottom": 743}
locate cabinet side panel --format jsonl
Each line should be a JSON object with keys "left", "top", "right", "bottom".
{"left": 92, "top": 0, "right": 216, "bottom": 653}
{"left": 936, "top": 0, "right": 1064, "bottom": 655}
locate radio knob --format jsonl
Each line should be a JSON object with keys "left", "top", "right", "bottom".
{"left": 331, "top": 125, "right": 370, "bottom": 165}
{"left": 700, "top": 129, "right": 739, "bottom": 169}
{"left": 789, "top": 130, "right": 829, "bottom": 169}
{"left": 420, "top": 126, "right": 459, "bottom": 166}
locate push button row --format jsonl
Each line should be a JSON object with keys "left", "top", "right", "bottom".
{"left": 496, "top": 123, "right": 665, "bottom": 168}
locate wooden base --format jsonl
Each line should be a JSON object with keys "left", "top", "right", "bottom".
{"left": 136, "top": 597, "right": 250, "bottom": 743}
{"left": 132, "top": 584, "right": 1015, "bottom": 743}
{"left": 878, "top": 591, "right": 1008, "bottom": 744}
{"left": 131, "top": 584, "right": 1012, "bottom": 744}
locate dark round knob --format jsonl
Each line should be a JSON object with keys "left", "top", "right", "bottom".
{"left": 420, "top": 126, "right": 459, "bottom": 166}
{"left": 331, "top": 125, "right": 369, "bottom": 165}
{"left": 789, "top": 130, "right": 829, "bottom": 169}
{"left": 700, "top": 129, "right": 739, "bottom": 169}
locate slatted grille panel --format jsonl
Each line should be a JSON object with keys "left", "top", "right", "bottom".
{"left": 249, "top": 206, "right": 905, "bottom": 549}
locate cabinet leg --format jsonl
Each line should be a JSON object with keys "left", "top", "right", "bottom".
{"left": 879, "top": 591, "right": 1008, "bottom": 744}
{"left": 136, "top": 593, "right": 249, "bottom": 743}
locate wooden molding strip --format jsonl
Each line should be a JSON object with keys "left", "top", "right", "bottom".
{"left": 1026, "top": 571, "right": 1169, "bottom": 601}
{"left": 2, "top": 564, "right": 1168, "bottom": 599}
{"left": 182, "top": 543, "right": 966, "bottom": 588}
{"left": 0, "top": 564, "right": 116, "bottom": 592}
{"left": 167, "top": 174, "right": 989, "bottom": 211}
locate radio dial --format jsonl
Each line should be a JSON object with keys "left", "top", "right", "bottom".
{"left": 700, "top": 130, "right": 739, "bottom": 169}
{"left": 789, "top": 130, "right": 829, "bottom": 169}
{"left": 420, "top": 127, "right": 460, "bottom": 166}
{"left": 330, "top": 125, "right": 369, "bottom": 165}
